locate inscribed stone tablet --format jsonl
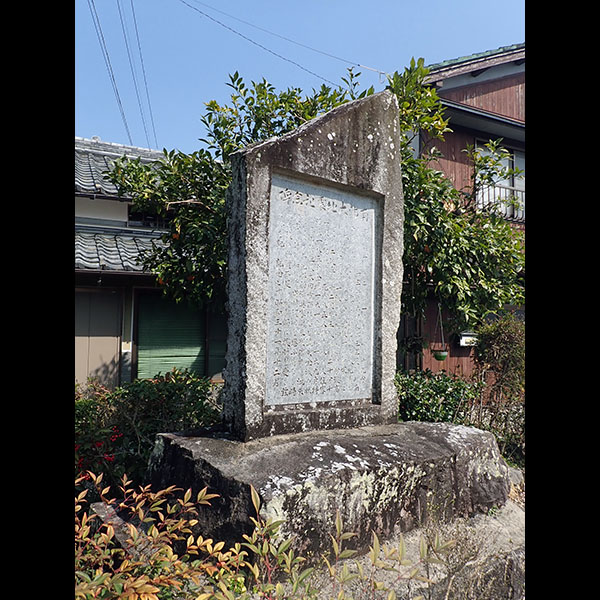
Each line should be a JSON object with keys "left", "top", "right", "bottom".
{"left": 265, "top": 172, "right": 380, "bottom": 406}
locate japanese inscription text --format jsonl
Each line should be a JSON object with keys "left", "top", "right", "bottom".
{"left": 265, "top": 172, "right": 380, "bottom": 406}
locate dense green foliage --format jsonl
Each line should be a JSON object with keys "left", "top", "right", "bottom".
{"left": 200, "top": 70, "right": 365, "bottom": 162}
{"left": 473, "top": 314, "right": 525, "bottom": 465}
{"left": 75, "top": 369, "right": 220, "bottom": 486}
{"left": 474, "top": 313, "right": 525, "bottom": 404}
{"left": 110, "top": 149, "right": 230, "bottom": 308}
{"left": 108, "top": 60, "right": 524, "bottom": 333}
{"left": 395, "top": 369, "right": 483, "bottom": 424}
{"left": 393, "top": 62, "right": 524, "bottom": 332}
{"left": 401, "top": 151, "right": 524, "bottom": 331}
{"left": 395, "top": 313, "right": 525, "bottom": 469}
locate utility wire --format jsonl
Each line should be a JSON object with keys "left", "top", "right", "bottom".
{"left": 87, "top": 0, "right": 133, "bottom": 145}
{"left": 130, "top": 0, "right": 159, "bottom": 148}
{"left": 176, "top": 0, "right": 340, "bottom": 87}
{"left": 188, "top": 0, "right": 387, "bottom": 77}
{"left": 116, "top": 0, "right": 151, "bottom": 148}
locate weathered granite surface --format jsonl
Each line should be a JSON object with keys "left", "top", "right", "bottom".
{"left": 223, "top": 90, "right": 404, "bottom": 440}
{"left": 310, "top": 497, "right": 524, "bottom": 599}
{"left": 147, "top": 422, "right": 511, "bottom": 559}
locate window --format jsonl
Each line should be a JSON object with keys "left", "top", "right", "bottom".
{"left": 476, "top": 141, "right": 525, "bottom": 222}
{"left": 127, "top": 205, "right": 171, "bottom": 230}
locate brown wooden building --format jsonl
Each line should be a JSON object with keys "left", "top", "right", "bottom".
{"left": 397, "top": 43, "right": 525, "bottom": 377}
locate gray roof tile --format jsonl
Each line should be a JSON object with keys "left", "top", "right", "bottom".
{"left": 75, "top": 137, "right": 164, "bottom": 198}
{"left": 75, "top": 137, "right": 167, "bottom": 274}
{"left": 75, "top": 229, "right": 164, "bottom": 272}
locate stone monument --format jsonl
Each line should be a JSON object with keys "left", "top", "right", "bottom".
{"left": 148, "top": 90, "right": 511, "bottom": 559}
{"left": 222, "top": 89, "right": 404, "bottom": 441}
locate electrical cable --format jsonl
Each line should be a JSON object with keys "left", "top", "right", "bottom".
{"left": 116, "top": 0, "right": 151, "bottom": 148}
{"left": 175, "top": 0, "right": 340, "bottom": 87}
{"left": 187, "top": 0, "right": 387, "bottom": 77}
{"left": 87, "top": 0, "right": 133, "bottom": 145}
{"left": 130, "top": 0, "right": 159, "bottom": 148}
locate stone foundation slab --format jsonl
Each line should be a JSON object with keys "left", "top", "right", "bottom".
{"left": 147, "top": 422, "right": 511, "bottom": 559}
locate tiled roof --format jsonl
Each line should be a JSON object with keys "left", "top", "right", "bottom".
{"left": 75, "top": 136, "right": 164, "bottom": 197}
{"left": 75, "top": 137, "right": 166, "bottom": 274}
{"left": 427, "top": 43, "right": 525, "bottom": 72}
{"left": 75, "top": 228, "right": 163, "bottom": 272}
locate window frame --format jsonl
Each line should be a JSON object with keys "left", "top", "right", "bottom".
{"left": 475, "top": 138, "right": 525, "bottom": 222}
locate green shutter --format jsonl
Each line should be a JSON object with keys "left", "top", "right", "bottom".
{"left": 206, "top": 310, "right": 227, "bottom": 377}
{"left": 136, "top": 294, "right": 206, "bottom": 379}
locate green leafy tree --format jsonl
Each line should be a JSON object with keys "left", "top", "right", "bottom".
{"left": 388, "top": 59, "right": 524, "bottom": 332}
{"left": 401, "top": 147, "right": 524, "bottom": 331}
{"left": 108, "top": 60, "right": 524, "bottom": 332}
{"left": 110, "top": 148, "right": 229, "bottom": 307}
{"left": 108, "top": 70, "right": 367, "bottom": 308}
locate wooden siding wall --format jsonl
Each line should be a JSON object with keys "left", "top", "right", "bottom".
{"left": 422, "top": 128, "right": 475, "bottom": 194}
{"left": 423, "top": 72, "right": 525, "bottom": 193}
{"left": 420, "top": 301, "right": 475, "bottom": 378}
{"left": 439, "top": 72, "right": 525, "bottom": 121}
{"left": 407, "top": 69, "right": 525, "bottom": 379}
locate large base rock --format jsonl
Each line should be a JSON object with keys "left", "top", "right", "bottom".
{"left": 147, "top": 422, "right": 511, "bottom": 559}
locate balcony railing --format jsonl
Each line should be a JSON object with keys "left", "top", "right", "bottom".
{"left": 476, "top": 184, "right": 525, "bottom": 223}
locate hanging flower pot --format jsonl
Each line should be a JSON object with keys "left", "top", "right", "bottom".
{"left": 432, "top": 303, "right": 448, "bottom": 361}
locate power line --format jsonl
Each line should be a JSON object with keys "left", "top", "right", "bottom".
{"left": 176, "top": 0, "right": 340, "bottom": 87}
{"left": 187, "top": 0, "right": 387, "bottom": 77}
{"left": 130, "top": 0, "right": 159, "bottom": 148}
{"left": 116, "top": 0, "right": 151, "bottom": 148}
{"left": 87, "top": 0, "right": 133, "bottom": 145}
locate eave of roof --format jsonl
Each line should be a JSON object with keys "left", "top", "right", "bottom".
{"left": 75, "top": 136, "right": 164, "bottom": 159}
{"left": 440, "top": 98, "right": 525, "bottom": 143}
{"left": 425, "top": 43, "right": 525, "bottom": 83}
{"left": 75, "top": 226, "right": 164, "bottom": 273}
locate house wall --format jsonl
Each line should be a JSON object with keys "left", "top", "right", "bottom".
{"left": 420, "top": 301, "right": 475, "bottom": 378}
{"left": 75, "top": 272, "right": 228, "bottom": 389}
{"left": 425, "top": 70, "right": 525, "bottom": 194}
{"left": 422, "top": 128, "right": 475, "bottom": 194}
{"left": 438, "top": 72, "right": 525, "bottom": 121}
{"left": 75, "top": 288, "right": 123, "bottom": 389}
{"left": 76, "top": 196, "right": 129, "bottom": 222}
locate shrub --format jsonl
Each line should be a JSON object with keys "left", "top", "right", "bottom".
{"left": 75, "top": 379, "right": 121, "bottom": 482}
{"left": 473, "top": 313, "right": 525, "bottom": 405}
{"left": 75, "top": 473, "right": 452, "bottom": 600}
{"left": 75, "top": 471, "right": 238, "bottom": 600}
{"left": 395, "top": 369, "right": 483, "bottom": 424}
{"left": 75, "top": 369, "right": 221, "bottom": 488}
{"left": 108, "top": 369, "right": 220, "bottom": 482}
{"left": 395, "top": 322, "right": 525, "bottom": 468}
{"left": 472, "top": 313, "right": 525, "bottom": 467}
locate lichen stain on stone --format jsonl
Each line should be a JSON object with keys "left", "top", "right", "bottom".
{"left": 260, "top": 456, "right": 431, "bottom": 549}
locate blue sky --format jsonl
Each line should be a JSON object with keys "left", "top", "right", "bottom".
{"left": 75, "top": 0, "right": 525, "bottom": 154}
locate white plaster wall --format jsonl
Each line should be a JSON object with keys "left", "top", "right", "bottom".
{"left": 75, "top": 196, "right": 129, "bottom": 221}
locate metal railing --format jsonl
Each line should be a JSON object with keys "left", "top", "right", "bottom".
{"left": 476, "top": 184, "right": 525, "bottom": 223}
